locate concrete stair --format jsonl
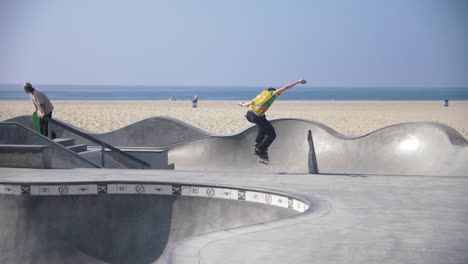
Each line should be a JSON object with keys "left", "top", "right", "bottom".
{"left": 52, "top": 137, "right": 162, "bottom": 169}
{"left": 52, "top": 138, "right": 75, "bottom": 147}
{"left": 53, "top": 138, "right": 124, "bottom": 168}
{"left": 67, "top": 144, "right": 88, "bottom": 153}
{"left": 53, "top": 138, "right": 88, "bottom": 153}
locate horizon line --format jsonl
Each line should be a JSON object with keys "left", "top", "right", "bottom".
{"left": 0, "top": 83, "right": 467, "bottom": 89}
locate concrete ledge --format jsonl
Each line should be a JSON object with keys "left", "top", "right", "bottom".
{"left": 0, "top": 144, "right": 51, "bottom": 150}
{"left": 83, "top": 147, "right": 171, "bottom": 169}
{"left": 0, "top": 122, "right": 100, "bottom": 169}
{"left": 0, "top": 144, "right": 51, "bottom": 169}
{"left": 122, "top": 148, "right": 170, "bottom": 169}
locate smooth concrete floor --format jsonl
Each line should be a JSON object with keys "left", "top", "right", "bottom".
{"left": 0, "top": 168, "right": 467, "bottom": 264}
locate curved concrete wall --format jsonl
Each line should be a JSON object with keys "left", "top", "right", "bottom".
{"left": 0, "top": 181, "right": 310, "bottom": 264}
{"left": 4, "top": 116, "right": 467, "bottom": 175}
{"left": 168, "top": 119, "right": 468, "bottom": 176}
{"left": 91, "top": 117, "right": 210, "bottom": 147}
{"left": 3, "top": 116, "right": 210, "bottom": 148}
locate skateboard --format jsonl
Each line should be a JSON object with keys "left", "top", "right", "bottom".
{"left": 257, "top": 156, "right": 269, "bottom": 165}
{"left": 32, "top": 112, "right": 41, "bottom": 133}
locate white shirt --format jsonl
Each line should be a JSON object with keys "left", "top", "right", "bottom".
{"left": 30, "top": 89, "right": 54, "bottom": 115}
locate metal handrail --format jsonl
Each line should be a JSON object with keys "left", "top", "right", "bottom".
{"left": 45, "top": 117, "right": 150, "bottom": 168}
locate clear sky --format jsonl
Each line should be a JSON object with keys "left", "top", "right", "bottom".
{"left": 0, "top": 0, "right": 467, "bottom": 87}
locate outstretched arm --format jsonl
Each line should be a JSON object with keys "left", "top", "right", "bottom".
{"left": 278, "top": 79, "right": 307, "bottom": 93}
{"left": 239, "top": 101, "right": 252, "bottom": 107}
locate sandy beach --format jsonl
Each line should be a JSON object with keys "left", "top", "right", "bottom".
{"left": 1, "top": 100, "right": 467, "bottom": 138}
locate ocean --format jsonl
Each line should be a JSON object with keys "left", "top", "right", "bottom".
{"left": 1, "top": 84, "right": 467, "bottom": 101}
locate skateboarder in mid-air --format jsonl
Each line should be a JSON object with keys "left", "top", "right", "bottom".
{"left": 239, "top": 79, "right": 307, "bottom": 164}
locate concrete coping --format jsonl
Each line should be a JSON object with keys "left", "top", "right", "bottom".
{"left": 0, "top": 180, "right": 310, "bottom": 214}
{"left": 87, "top": 146, "right": 167, "bottom": 152}
{"left": 0, "top": 144, "right": 51, "bottom": 151}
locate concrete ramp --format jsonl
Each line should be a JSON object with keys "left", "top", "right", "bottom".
{"left": 3, "top": 116, "right": 210, "bottom": 147}
{"left": 5, "top": 116, "right": 467, "bottom": 175}
{"left": 169, "top": 119, "right": 468, "bottom": 176}
{"left": 90, "top": 117, "right": 210, "bottom": 147}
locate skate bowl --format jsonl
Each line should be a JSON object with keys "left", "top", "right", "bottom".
{"left": 0, "top": 181, "right": 324, "bottom": 264}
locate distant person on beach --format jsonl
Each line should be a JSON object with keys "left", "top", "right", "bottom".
{"left": 239, "top": 79, "right": 307, "bottom": 161}
{"left": 23, "top": 82, "right": 55, "bottom": 137}
{"left": 192, "top": 95, "right": 199, "bottom": 108}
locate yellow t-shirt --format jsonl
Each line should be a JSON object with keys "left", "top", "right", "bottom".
{"left": 248, "top": 90, "right": 281, "bottom": 116}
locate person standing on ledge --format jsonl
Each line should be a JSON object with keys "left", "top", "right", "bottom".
{"left": 239, "top": 79, "right": 307, "bottom": 161}
{"left": 23, "top": 82, "right": 55, "bottom": 137}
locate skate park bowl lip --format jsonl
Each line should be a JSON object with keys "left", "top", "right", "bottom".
{"left": 0, "top": 180, "right": 311, "bottom": 213}
{"left": 0, "top": 179, "right": 329, "bottom": 264}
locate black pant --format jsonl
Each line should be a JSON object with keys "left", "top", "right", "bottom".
{"left": 40, "top": 112, "right": 52, "bottom": 137}
{"left": 245, "top": 111, "right": 276, "bottom": 152}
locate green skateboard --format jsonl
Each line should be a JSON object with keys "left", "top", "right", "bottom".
{"left": 32, "top": 112, "right": 41, "bottom": 133}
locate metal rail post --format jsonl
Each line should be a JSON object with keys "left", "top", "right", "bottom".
{"left": 101, "top": 146, "right": 106, "bottom": 167}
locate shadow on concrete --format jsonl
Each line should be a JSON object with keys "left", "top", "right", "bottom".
{"left": 0, "top": 194, "right": 296, "bottom": 264}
